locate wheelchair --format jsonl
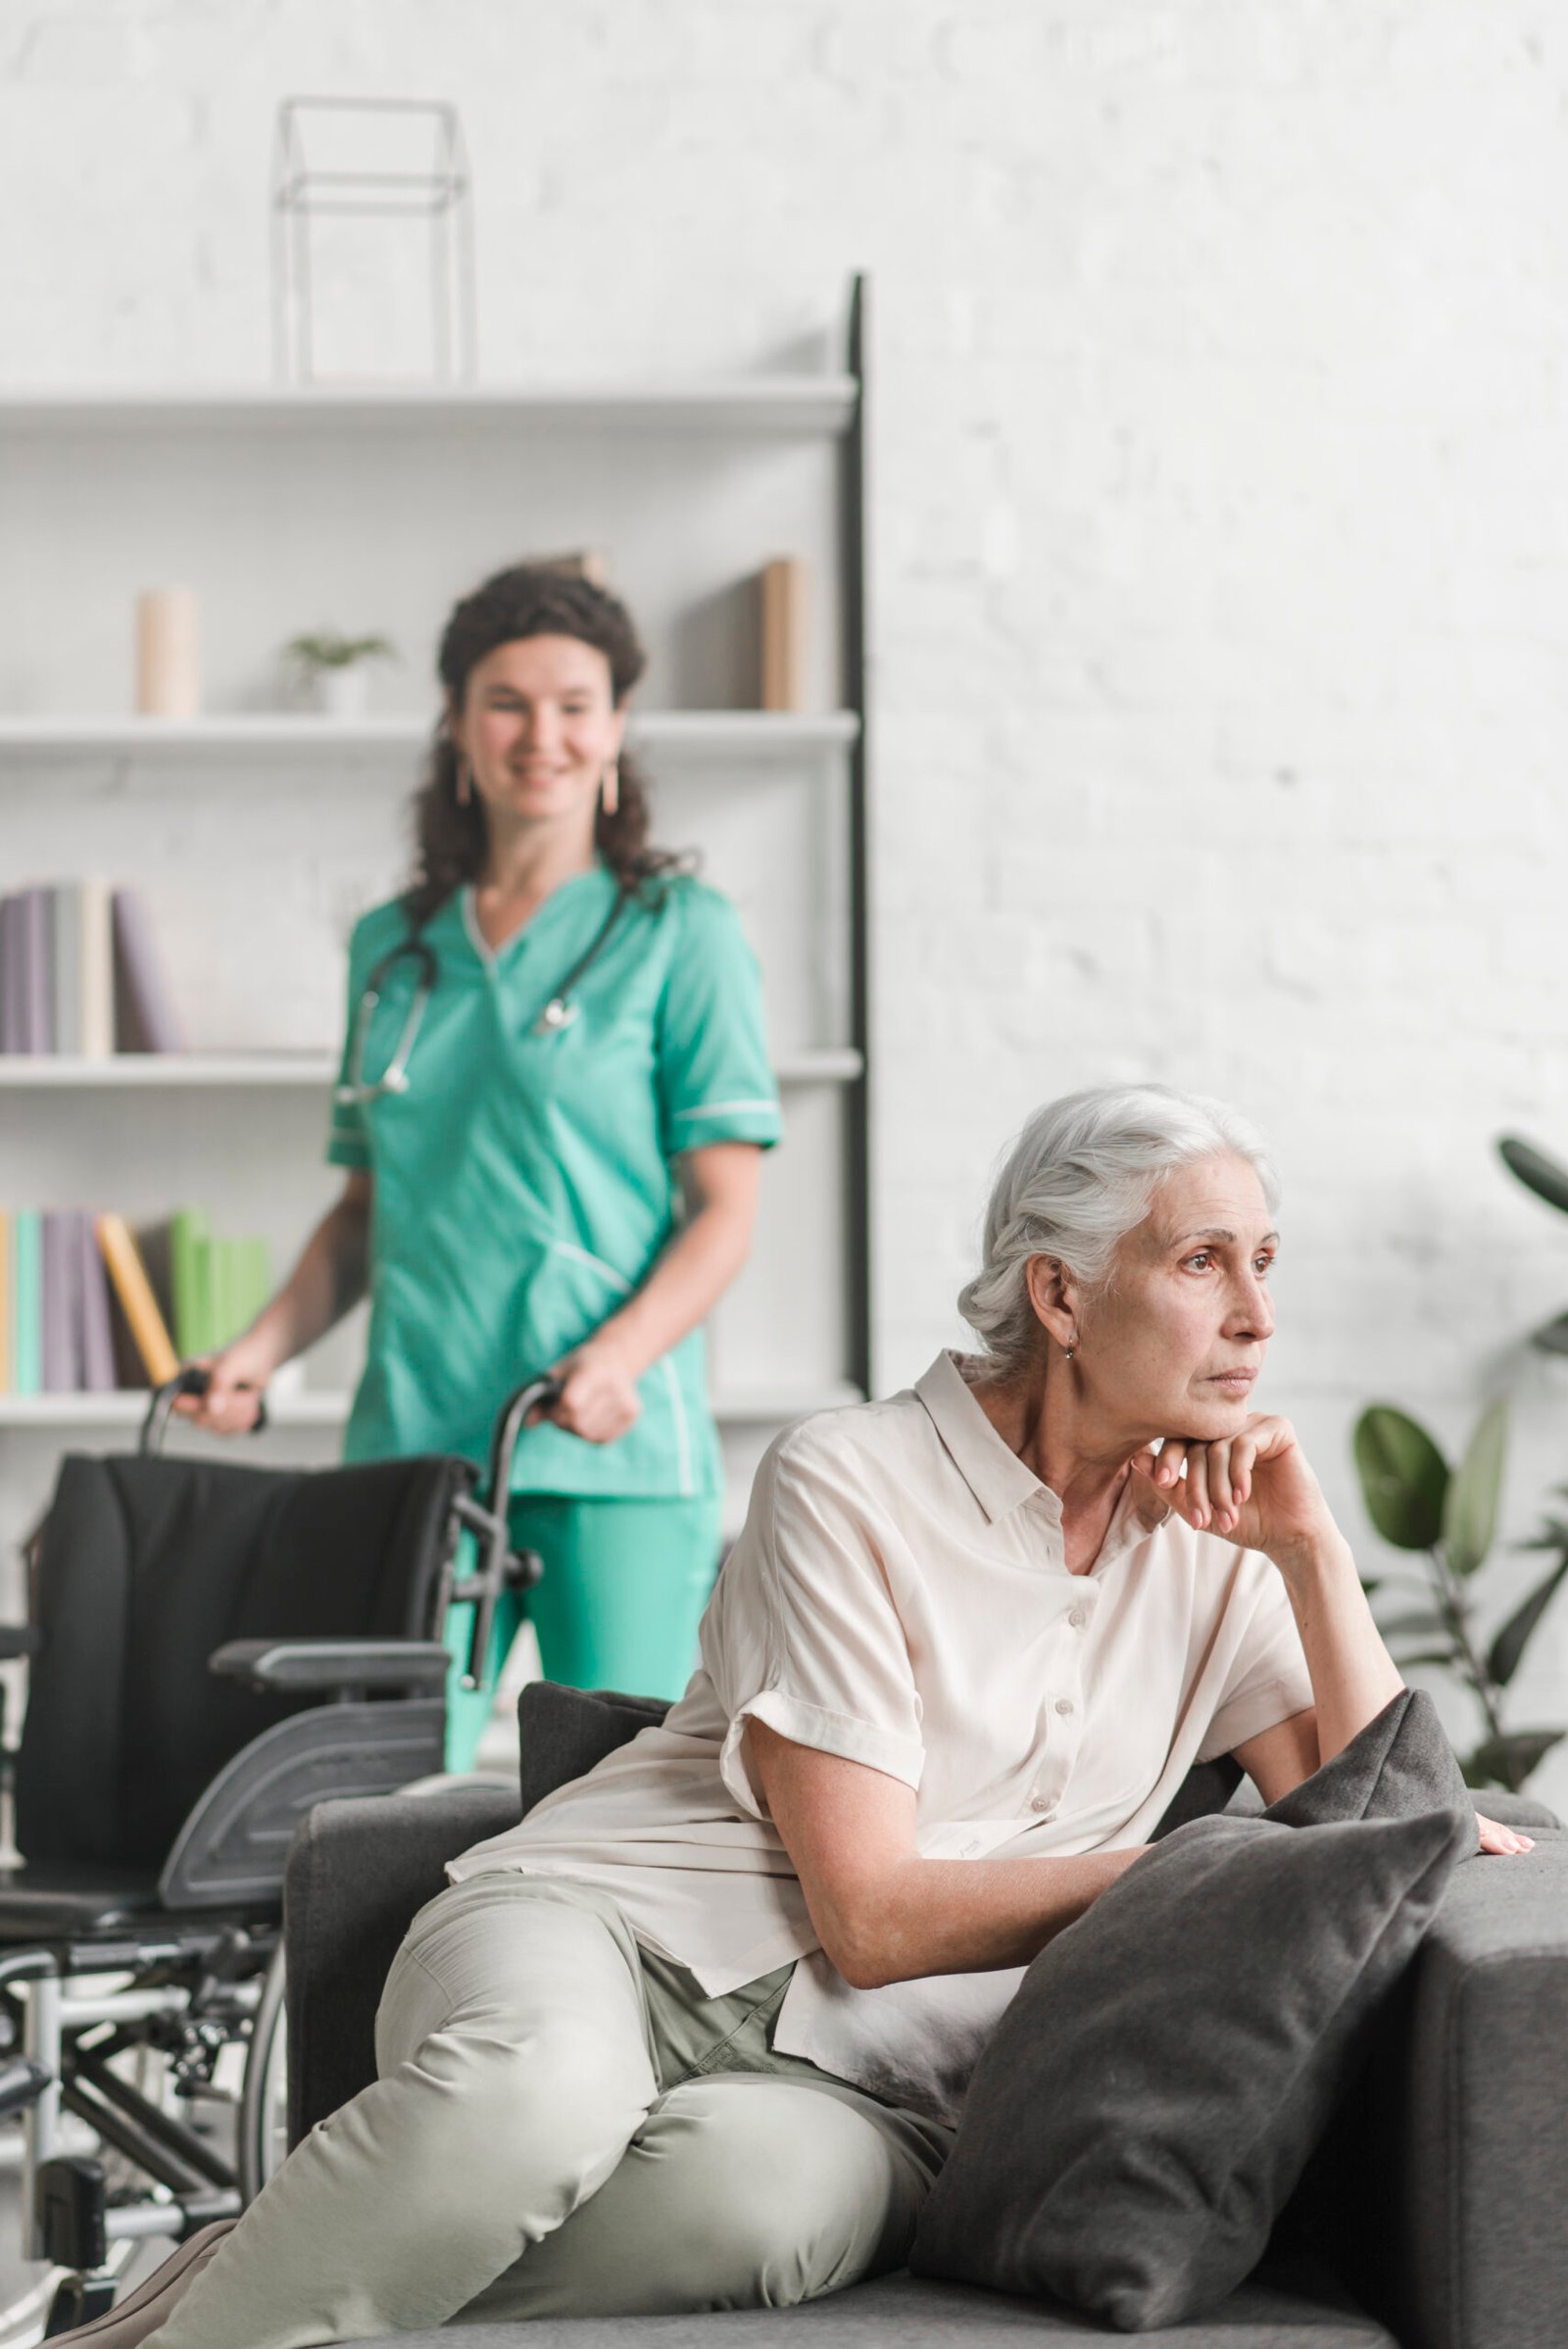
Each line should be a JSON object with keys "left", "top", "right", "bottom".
{"left": 0, "top": 1367, "right": 553, "bottom": 2339}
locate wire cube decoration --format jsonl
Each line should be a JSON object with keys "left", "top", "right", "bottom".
{"left": 270, "top": 98, "right": 477, "bottom": 386}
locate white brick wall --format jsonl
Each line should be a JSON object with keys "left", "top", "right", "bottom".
{"left": 5, "top": 0, "right": 1568, "bottom": 1802}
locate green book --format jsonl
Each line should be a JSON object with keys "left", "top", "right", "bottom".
{"left": 170, "top": 1208, "right": 212, "bottom": 1360}
{"left": 230, "top": 1237, "right": 271, "bottom": 1340}
{"left": 12, "top": 1210, "right": 41, "bottom": 1395}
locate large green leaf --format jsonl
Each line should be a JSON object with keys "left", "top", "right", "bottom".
{"left": 1463, "top": 1728, "right": 1566, "bottom": 1792}
{"left": 1487, "top": 1554, "right": 1568, "bottom": 1688}
{"left": 1443, "top": 1398, "right": 1508, "bottom": 1577}
{"left": 1352, "top": 1406, "right": 1449, "bottom": 1551}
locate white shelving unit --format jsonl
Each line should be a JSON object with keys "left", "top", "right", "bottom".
{"left": 0, "top": 288, "right": 873, "bottom": 1565}
{"left": 0, "top": 1049, "right": 863, "bottom": 1090}
{"left": 0, "top": 711, "right": 860, "bottom": 763}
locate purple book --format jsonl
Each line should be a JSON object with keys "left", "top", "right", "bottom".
{"left": 77, "top": 1215, "right": 116, "bottom": 1392}
{"left": 40, "top": 1210, "right": 84, "bottom": 1392}
{"left": 112, "top": 888, "right": 185, "bottom": 1054}
{"left": 18, "top": 889, "right": 52, "bottom": 1055}
{"left": 0, "top": 897, "right": 20, "bottom": 1054}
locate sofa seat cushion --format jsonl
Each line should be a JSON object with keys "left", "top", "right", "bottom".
{"left": 360, "top": 2263, "right": 1396, "bottom": 2344}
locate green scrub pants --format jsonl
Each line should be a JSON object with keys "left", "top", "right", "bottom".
{"left": 444, "top": 1493, "right": 723, "bottom": 1770}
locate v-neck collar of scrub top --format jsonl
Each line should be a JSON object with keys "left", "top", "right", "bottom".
{"left": 453, "top": 860, "right": 619, "bottom": 981}
{"left": 913, "top": 1348, "right": 1171, "bottom": 1574}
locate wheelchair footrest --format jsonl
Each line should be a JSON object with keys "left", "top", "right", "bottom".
{"left": 44, "top": 2269, "right": 116, "bottom": 2338}
{"left": 39, "top": 2155, "right": 107, "bottom": 2272}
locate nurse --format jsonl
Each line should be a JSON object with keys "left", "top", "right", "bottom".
{"left": 182, "top": 563, "right": 780, "bottom": 1741}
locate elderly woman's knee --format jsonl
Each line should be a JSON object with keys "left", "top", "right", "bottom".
{"left": 626, "top": 2082, "right": 923, "bottom": 2307}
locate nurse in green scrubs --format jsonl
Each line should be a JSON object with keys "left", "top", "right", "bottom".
{"left": 182, "top": 563, "right": 779, "bottom": 1755}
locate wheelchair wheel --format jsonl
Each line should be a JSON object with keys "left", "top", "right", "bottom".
{"left": 236, "top": 1946, "right": 289, "bottom": 2205}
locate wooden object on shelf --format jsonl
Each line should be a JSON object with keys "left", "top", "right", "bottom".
{"left": 135, "top": 587, "right": 200, "bottom": 717}
{"left": 95, "top": 1214, "right": 179, "bottom": 1386}
{"left": 760, "top": 558, "right": 810, "bottom": 712}
{"left": 527, "top": 549, "right": 611, "bottom": 589}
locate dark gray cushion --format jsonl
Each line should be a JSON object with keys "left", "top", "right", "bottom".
{"left": 910, "top": 1693, "right": 1473, "bottom": 2331}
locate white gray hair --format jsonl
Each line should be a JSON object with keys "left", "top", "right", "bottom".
{"left": 956, "top": 1083, "right": 1279, "bottom": 1375}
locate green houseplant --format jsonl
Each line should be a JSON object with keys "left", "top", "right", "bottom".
{"left": 282, "top": 629, "right": 397, "bottom": 719}
{"left": 1352, "top": 1398, "right": 1568, "bottom": 1790}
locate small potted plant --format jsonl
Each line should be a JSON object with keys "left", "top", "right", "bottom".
{"left": 282, "top": 629, "right": 398, "bottom": 720}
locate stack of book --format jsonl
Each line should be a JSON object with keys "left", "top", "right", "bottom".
{"left": 0, "top": 883, "right": 185, "bottom": 1055}
{"left": 0, "top": 1208, "right": 270, "bottom": 1393}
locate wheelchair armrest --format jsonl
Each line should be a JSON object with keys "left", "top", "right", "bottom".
{"left": 0, "top": 1627, "right": 41, "bottom": 1660}
{"left": 208, "top": 1639, "right": 451, "bottom": 1695}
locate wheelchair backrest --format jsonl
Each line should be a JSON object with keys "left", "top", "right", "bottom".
{"left": 16, "top": 1448, "right": 476, "bottom": 1873}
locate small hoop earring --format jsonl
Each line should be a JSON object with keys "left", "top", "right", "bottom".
{"left": 455, "top": 756, "right": 472, "bottom": 807}
{"left": 601, "top": 760, "right": 619, "bottom": 815}
{"left": 1064, "top": 1342, "right": 1076, "bottom": 1362}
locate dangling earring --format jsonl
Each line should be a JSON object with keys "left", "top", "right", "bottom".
{"left": 601, "top": 760, "right": 619, "bottom": 815}
{"left": 1064, "top": 1341, "right": 1076, "bottom": 1362}
{"left": 455, "top": 756, "right": 472, "bottom": 807}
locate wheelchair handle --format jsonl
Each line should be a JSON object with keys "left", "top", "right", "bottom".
{"left": 141, "top": 1367, "right": 270, "bottom": 1455}
{"left": 455, "top": 1375, "right": 564, "bottom": 1691}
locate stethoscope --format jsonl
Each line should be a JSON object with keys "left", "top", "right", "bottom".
{"left": 334, "top": 886, "right": 631, "bottom": 1106}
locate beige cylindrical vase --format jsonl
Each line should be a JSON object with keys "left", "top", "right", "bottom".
{"left": 136, "top": 587, "right": 201, "bottom": 717}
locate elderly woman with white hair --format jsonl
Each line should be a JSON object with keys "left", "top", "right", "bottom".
{"left": 73, "top": 1085, "right": 1531, "bottom": 2349}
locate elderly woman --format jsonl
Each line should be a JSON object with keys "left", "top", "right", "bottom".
{"left": 74, "top": 1085, "right": 1530, "bottom": 2349}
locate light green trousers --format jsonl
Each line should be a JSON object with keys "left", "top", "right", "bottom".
{"left": 150, "top": 1877, "right": 951, "bottom": 2348}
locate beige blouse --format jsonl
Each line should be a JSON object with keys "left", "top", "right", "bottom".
{"left": 450, "top": 1350, "right": 1315, "bottom": 2123}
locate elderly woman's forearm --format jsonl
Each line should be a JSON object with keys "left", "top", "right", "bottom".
{"left": 1273, "top": 1528, "right": 1402, "bottom": 1766}
{"left": 818, "top": 1848, "right": 1145, "bottom": 1990}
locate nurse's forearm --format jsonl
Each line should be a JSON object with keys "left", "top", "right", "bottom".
{"left": 592, "top": 1180, "right": 759, "bottom": 1381}
{"left": 248, "top": 1187, "right": 371, "bottom": 1369}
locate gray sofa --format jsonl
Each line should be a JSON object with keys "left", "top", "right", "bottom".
{"left": 283, "top": 1685, "right": 1568, "bottom": 2348}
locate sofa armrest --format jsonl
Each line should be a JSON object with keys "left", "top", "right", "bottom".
{"left": 283, "top": 1784, "right": 519, "bottom": 2149}
{"left": 1381, "top": 1829, "right": 1568, "bottom": 2349}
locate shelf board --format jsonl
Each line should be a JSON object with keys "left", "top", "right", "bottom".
{"left": 0, "top": 711, "right": 859, "bottom": 764}
{"left": 0, "top": 1048, "right": 862, "bottom": 1089}
{"left": 0, "top": 380, "right": 858, "bottom": 437}
{"left": 0, "top": 1383, "right": 862, "bottom": 1432}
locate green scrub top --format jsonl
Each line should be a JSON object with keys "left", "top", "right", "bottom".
{"left": 326, "top": 864, "right": 780, "bottom": 1499}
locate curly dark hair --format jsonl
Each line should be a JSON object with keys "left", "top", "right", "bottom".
{"left": 404, "top": 563, "right": 687, "bottom": 933}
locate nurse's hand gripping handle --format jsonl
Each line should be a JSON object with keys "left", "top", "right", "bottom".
{"left": 447, "top": 1374, "right": 562, "bottom": 1692}
{"left": 141, "top": 1367, "right": 270, "bottom": 1455}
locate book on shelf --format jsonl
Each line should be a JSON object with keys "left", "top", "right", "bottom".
{"left": 759, "top": 557, "right": 810, "bottom": 712}
{"left": 0, "top": 880, "right": 184, "bottom": 1056}
{"left": 1, "top": 1206, "right": 269, "bottom": 1395}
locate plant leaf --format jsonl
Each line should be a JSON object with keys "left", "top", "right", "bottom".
{"left": 1352, "top": 1406, "right": 1449, "bottom": 1551}
{"left": 1442, "top": 1397, "right": 1508, "bottom": 1577}
{"left": 1393, "top": 1648, "right": 1464, "bottom": 1670}
{"left": 1487, "top": 1555, "right": 1568, "bottom": 1688}
{"left": 1530, "top": 1310, "right": 1568, "bottom": 1359}
{"left": 1463, "top": 1728, "right": 1566, "bottom": 1792}
{"left": 1497, "top": 1134, "right": 1568, "bottom": 1214}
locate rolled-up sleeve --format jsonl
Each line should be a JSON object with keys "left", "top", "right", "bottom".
{"left": 710, "top": 1425, "right": 926, "bottom": 1820}
{"left": 655, "top": 884, "right": 782, "bottom": 1158}
{"left": 1196, "top": 1555, "right": 1315, "bottom": 1763}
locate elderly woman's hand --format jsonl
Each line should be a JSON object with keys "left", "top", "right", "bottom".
{"left": 1133, "top": 1413, "right": 1337, "bottom": 1572}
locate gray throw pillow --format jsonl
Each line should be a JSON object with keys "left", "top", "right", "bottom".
{"left": 909, "top": 1693, "right": 1472, "bottom": 2330}
{"left": 1263, "top": 1685, "right": 1470, "bottom": 1832}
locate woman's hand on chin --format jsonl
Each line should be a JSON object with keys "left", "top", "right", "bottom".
{"left": 1131, "top": 1415, "right": 1337, "bottom": 1570}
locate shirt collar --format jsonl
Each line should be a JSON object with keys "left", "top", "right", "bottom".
{"left": 914, "top": 1350, "right": 1058, "bottom": 1526}
{"left": 912, "top": 1348, "right": 1174, "bottom": 1547}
